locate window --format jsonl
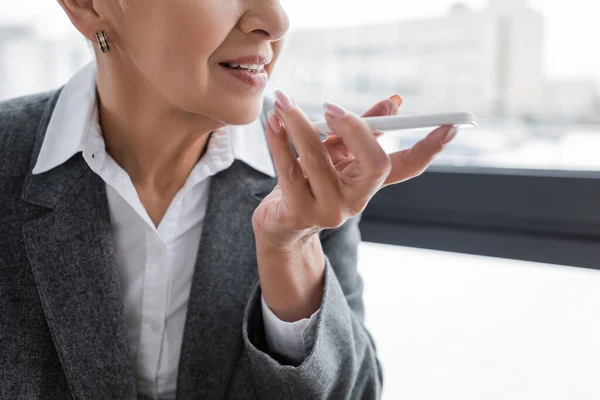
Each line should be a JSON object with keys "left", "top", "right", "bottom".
{"left": 271, "top": 0, "right": 600, "bottom": 172}
{"left": 269, "top": 0, "right": 600, "bottom": 271}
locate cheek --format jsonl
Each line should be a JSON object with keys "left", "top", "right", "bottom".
{"left": 124, "top": 2, "right": 234, "bottom": 108}
{"left": 115, "top": 0, "right": 265, "bottom": 123}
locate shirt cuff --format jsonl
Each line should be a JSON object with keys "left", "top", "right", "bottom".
{"left": 260, "top": 295, "right": 320, "bottom": 364}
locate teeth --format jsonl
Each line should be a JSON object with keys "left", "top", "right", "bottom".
{"left": 226, "top": 62, "right": 264, "bottom": 72}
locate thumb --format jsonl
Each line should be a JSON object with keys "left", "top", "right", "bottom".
{"left": 384, "top": 125, "right": 457, "bottom": 185}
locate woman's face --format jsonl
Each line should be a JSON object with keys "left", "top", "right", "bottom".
{"left": 93, "top": 0, "right": 290, "bottom": 125}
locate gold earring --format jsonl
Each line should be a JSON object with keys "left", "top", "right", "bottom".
{"left": 95, "top": 31, "right": 110, "bottom": 53}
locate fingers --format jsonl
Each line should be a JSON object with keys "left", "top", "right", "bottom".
{"left": 326, "top": 95, "right": 401, "bottom": 143}
{"left": 362, "top": 95, "right": 402, "bottom": 118}
{"left": 323, "top": 102, "right": 391, "bottom": 179}
{"left": 269, "top": 90, "right": 449, "bottom": 228}
{"left": 265, "top": 110, "right": 313, "bottom": 208}
{"left": 273, "top": 90, "right": 342, "bottom": 209}
{"left": 384, "top": 125, "right": 457, "bottom": 185}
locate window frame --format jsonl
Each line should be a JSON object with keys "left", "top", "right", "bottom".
{"left": 359, "top": 166, "right": 600, "bottom": 270}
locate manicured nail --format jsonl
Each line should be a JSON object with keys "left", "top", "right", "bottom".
{"left": 443, "top": 126, "right": 458, "bottom": 145}
{"left": 390, "top": 94, "right": 403, "bottom": 107}
{"left": 323, "top": 102, "right": 346, "bottom": 118}
{"left": 267, "top": 110, "right": 282, "bottom": 134}
{"left": 274, "top": 89, "right": 295, "bottom": 111}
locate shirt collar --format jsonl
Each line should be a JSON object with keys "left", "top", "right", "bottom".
{"left": 32, "top": 62, "right": 276, "bottom": 178}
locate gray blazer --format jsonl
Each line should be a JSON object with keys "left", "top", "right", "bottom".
{"left": 0, "top": 90, "right": 383, "bottom": 399}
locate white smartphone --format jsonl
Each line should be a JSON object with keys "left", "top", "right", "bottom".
{"left": 311, "top": 112, "right": 477, "bottom": 134}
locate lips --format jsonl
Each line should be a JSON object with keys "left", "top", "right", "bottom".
{"left": 218, "top": 64, "right": 269, "bottom": 88}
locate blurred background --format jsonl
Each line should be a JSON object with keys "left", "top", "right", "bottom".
{"left": 2, "top": 0, "right": 600, "bottom": 398}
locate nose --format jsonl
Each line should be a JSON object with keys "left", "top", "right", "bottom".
{"left": 238, "top": 0, "right": 290, "bottom": 41}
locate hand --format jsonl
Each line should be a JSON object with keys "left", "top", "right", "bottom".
{"left": 252, "top": 91, "right": 456, "bottom": 321}
{"left": 253, "top": 92, "right": 456, "bottom": 248}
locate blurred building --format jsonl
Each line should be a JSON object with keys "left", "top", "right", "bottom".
{"left": 545, "top": 79, "right": 600, "bottom": 124}
{"left": 268, "top": 0, "right": 545, "bottom": 120}
{"left": 0, "top": 24, "right": 89, "bottom": 101}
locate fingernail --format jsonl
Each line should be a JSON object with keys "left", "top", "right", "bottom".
{"left": 274, "top": 89, "right": 295, "bottom": 111}
{"left": 443, "top": 126, "right": 458, "bottom": 145}
{"left": 390, "top": 94, "right": 403, "bottom": 107}
{"left": 323, "top": 102, "right": 346, "bottom": 119}
{"left": 267, "top": 110, "right": 282, "bottom": 134}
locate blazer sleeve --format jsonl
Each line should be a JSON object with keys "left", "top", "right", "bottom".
{"left": 242, "top": 214, "right": 383, "bottom": 399}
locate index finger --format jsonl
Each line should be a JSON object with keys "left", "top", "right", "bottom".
{"left": 273, "top": 91, "right": 325, "bottom": 157}
{"left": 273, "top": 90, "right": 341, "bottom": 202}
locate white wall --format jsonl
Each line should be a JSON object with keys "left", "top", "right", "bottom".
{"left": 359, "top": 242, "right": 600, "bottom": 400}
{"left": 0, "top": 26, "right": 90, "bottom": 101}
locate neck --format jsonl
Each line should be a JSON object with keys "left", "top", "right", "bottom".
{"left": 95, "top": 57, "right": 224, "bottom": 194}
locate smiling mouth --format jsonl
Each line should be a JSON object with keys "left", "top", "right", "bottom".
{"left": 219, "top": 62, "right": 266, "bottom": 73}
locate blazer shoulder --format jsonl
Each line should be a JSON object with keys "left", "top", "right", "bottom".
{"left": 0, "top": 90, "right": 59, "bottom": 151}
{"left": 0, "top": 90, "right": 60, "bottom": 198}
{"left": 0, "top": 91, "right": 56, "bottom": 113}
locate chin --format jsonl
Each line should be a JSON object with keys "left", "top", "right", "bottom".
{"left": 213, "top": 94, "right": 265, "bottom": 126}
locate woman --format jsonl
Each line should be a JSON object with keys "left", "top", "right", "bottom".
{"left": 0, "top": 0, "right": 456, "bottom": 399}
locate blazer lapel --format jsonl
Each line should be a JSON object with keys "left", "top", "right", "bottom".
{"left": 176, "top": 159, "right": 277, "bottom": 399}
{"left": 21, "top": 92, "right": 135, "bottom": 399}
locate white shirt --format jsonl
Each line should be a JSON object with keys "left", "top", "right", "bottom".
{"left": 32, "top": 63, "right": 319, "bottom": 400}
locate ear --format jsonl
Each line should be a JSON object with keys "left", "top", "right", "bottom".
{"left": 56, "top": 0, "right": 102, "bottom": 42}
